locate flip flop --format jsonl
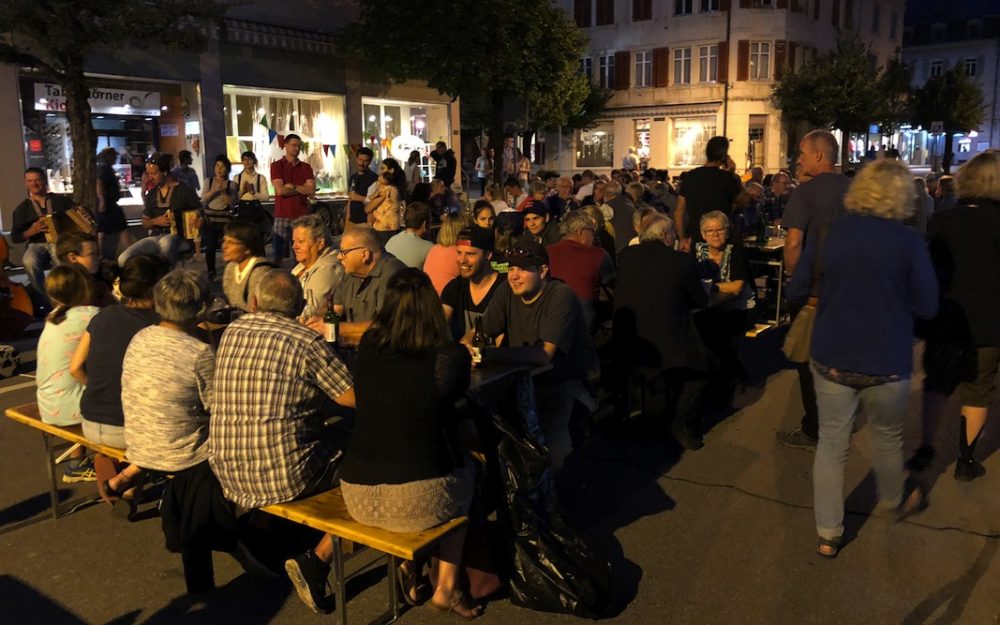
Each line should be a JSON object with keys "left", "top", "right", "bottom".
{"left": 816, "top": 537, "right": 841, "bottom": 559}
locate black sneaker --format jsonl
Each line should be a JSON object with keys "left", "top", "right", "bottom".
{"left": 954, "top": 459, "right": 987, "bottom": 482}
{"left": 285, "top": 551, "right": 334, "bottom": 614}
{"left": 776, "top": 428, "right": 818, "bottom": 450}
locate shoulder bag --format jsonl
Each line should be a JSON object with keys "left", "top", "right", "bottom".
{"left": 781, "top": 226, "right": 828, "bottom": 363}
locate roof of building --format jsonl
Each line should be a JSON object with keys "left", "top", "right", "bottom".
{"left": 904, "top": 0, "right": 1000, "bottom": 45}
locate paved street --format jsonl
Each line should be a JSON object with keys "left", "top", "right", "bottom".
{"left": 2, "top": 314, "right": 998, "bottom": 625}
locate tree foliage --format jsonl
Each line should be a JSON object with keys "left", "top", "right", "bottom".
{"left": 772, "top": 36, "right": 882, "bottom": 165}
{"left": 913, "top": 68, "right": 986, "bottom": 173}
{"left": 0, "top": 0, "right": 235, "bottom": 208}
{"left": 339, "top": 0, "right": 607, "bottom": 181}
{"left": 876, "top": 57, "right": 913, "bottom": 137}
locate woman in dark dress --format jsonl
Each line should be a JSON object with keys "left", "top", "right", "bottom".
{"left": 338, "top": 268, "right": 481, "bottom": 619}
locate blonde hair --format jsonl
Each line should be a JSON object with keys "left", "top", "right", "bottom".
{"left": 844, "top": 159, "right": 915, "bottom": 220}
{"left": 956, "top": 150, "right": 1000, "bottom": 202}
{"left": 437, "top": 212, "right": 471, "bottom": 246}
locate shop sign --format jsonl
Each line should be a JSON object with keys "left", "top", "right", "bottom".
{"left": 33, "top": 83, "right": 162, "bottom": 116}
{"left": 390, "top": 134, "right": 426, "bottom": 161}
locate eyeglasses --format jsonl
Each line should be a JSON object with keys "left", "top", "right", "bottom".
{"left": 336, "top": 246, "right": 366, "bottom": 258}
{"left": 703, "top": 228, "right": 728, "bottom": 235}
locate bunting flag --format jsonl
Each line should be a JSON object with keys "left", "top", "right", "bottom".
{"left": 259, "top": 114, "right": 268, "bottom": 128}
{"left": 322, "top": 144, "right": 330, "bottom": 157}
{"left": 268, "top": 128, "right": 277, "bottom": 145}
{"left": 277, "top": 134, "right": 286, "bottom": 149}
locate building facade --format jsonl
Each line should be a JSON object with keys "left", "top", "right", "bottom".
{"left": 901, "top": 5, "right": 999, "bottom": 170}
{"left": 0, "top": 0, "right": 460, "bottom": 232}
{"left": 545, "top": 0, "right": 903, "bottom": 176}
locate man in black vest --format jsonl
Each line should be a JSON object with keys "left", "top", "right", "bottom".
{"left": 11, "top": 167, "right": 71, "bottom": 304}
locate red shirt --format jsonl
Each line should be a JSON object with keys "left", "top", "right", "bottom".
{"left": 546, "top": 239, "right": 607, "bottom": 303}
{"left": 270, "top": 158, "right": 315, "bottom": 219}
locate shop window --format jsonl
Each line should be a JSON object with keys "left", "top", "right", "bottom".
{"left": 635, "top": 51, "right": 653, "bottom": 87}
{"left": 576, "top": 122, "right": 615, "bottom": 168}
{"left": 750, "top": 41, "right": 770, "bottom": 80}
{"left": 699, "top": 45, "right": 718, "bottom": 82}
{"left": 672, "top": 117, "right": 717, "bottom": 167}
{"left": 675, "top": 0, "right": 693, "bottom": 16}
{"left": 634, "top": 119, "right": 652, "bottom": 161}
{"left": 674, "top": 47, "right": 692, "bottom": 84}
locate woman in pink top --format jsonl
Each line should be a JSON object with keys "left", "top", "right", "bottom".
{"left": 422, "top": 213, "right": 471, "bottom": 294}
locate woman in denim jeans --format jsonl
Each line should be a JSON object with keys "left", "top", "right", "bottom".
{"left": 788, "top": 159, "right": 939, "bottom": 558}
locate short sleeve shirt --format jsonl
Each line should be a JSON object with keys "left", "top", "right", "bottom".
{"left": 36, "top": 306, "right": 100, "bottom": 426}
{"left": 441, "top": 274, "right": 504, "bottom": 340}
{"left": 482, "top": 280, "right": 597, "bottom": 384}
{"left": 209, "top": 313, "right": 354, "bottom": 508}
{"left": 270, "top": 158, "right": 315, "bottom": 219}
{"left": 679, "top": 167, "right": 742, "bottom": 242}
{"left": 782, "top": 172, "right": 850, "bottom": 251}
{"left": 122, "top": 326, "right": 214, "bottom": 472}
{"left": 385, "top": 230, "right": 434, "bottom": 269}
{"left": 348, "top": 169, "right": 379, "bottom": 223}
{"left": 333, "top": 254, "right": 406, "bottom": 322}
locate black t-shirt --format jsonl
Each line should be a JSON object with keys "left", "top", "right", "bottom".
{"left": 142, "top": 183, "right": 201, "bottom": 236}
{"left": 441, "top": 274, "right": 504, "bottom": 340}
{"left": 97, "top": 163, "right": 120, "bottom": 205}
{"left": 482, "top": 279, "right": 597, "bottom": 384}
{"left": 679, "top": 166, "right": 742, "bottom": 242}
{"left": 349, "top": 169, "right": 378, "bottom": 223}
{"left": 80, "top": 305, "right": 160, "bottom": 426}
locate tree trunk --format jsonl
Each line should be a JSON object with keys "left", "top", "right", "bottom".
{"left": 63, "top": 76, "right": 97, "bottom": 210}
{"left": 942, "top": 132, "right": 955, "bottom": 174}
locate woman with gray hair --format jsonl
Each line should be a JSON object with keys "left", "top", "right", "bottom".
{"left": 914, "top": 150, "right": 1000, "bottom": 481}
{"left": 788, "top": 158, "right": 939, "bottom": 558}
{"left": 121, "top": 269, "right": 214, "bottom": 475}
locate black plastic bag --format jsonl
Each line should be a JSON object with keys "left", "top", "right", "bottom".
{"left": 470, "top": 370, "right": 613, "bottom": 618}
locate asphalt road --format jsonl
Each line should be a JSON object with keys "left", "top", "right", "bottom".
{"left": 1, "top": 315, "right": 998, "bottom": 625}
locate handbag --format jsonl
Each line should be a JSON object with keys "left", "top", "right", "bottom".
{"left": 235, "top": 173, "right": 265, "bottom": 222}
{"left": 781, "top": 225, "right": 829, "bottom": 364}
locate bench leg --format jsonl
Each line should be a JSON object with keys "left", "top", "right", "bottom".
{"left": 333, "top": 536, "right": 348, "bottom": 625}
{"left": 43, "top": 433, "right": 60, "bottom": 519}
{"left": 386, "top": 554, "right": 400, "bottom": 622}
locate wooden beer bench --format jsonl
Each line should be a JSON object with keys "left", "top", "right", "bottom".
{"left": 4, "top": 402, "right": 126, "bottom": 518}
{"left": 6, "top": 402, "right": 468, "bottom": 624}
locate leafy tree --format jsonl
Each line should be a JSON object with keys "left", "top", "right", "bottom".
{"left": 0, "top": 0, "right": 234, "bottom": 209}
{"left": 772, "top": 36, "right": 882, "bottom": 167}
{"left": 876, "top": 57, "right": 913, "bottom": 139}
{"left": 340, "top": 0, "right": 607, "bottom": 184}
{"left": 913, "top": 69, "right": 986, "bottom": 173}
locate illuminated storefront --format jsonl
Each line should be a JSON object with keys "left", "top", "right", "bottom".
{"left": 19, "top": 74, "right": 199, "bottom": 213}
{"left": 223, "top": 86, "right": 348, "bottom": 194}
{"left": 671, "top": 117, "right": 718, "bottom": 168}
{"left": 361, "top": 97, "right": 451, "bottom": 179}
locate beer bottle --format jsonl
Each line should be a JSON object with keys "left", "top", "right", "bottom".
{"left": 471, "top": 316, "right": 489, "bottom": 367}
{"left": 323, "top": 293, "right": 339, "bottom": 343}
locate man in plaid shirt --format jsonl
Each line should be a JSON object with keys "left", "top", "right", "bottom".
{"left": 209, "top": 269, "right": 356, "bottom": 613}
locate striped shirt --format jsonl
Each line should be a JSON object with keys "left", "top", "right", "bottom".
{"left": 122, "top": 326, "right": 214, "bottom": 472}
{"left": 208, "top": 313, "right": 353, "bottom": 508}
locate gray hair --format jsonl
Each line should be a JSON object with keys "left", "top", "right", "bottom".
{"left": 604, "top": 181, "right": 622, "bottom": 199}
{"left": 342, "top": 224, "right": 381, "bottom": 254}
{"left": 699, "top": 210, "right": 730, "bottom": 231}
{"left": 640, "top": 214, "right": 675, "bottom": 243}
{"left": 529, "top": 180, "right": 547, "bottom": 196}
{"left": 804, "top": 129, "right": 839, "bottom": 165}
{"left": 632, "top": 206, "right": 657, "bottom": 231}
{"left": 253, "top": 269, "right": 304, "bottom": 318}
{"left": 153, "top": 269, "right": 211, "bottom": 325}
{"left": 560, "top": 210, "right": 595, "bottom": 237}
{"left": 291, "top": 214, "right": 330, "bottom": 248}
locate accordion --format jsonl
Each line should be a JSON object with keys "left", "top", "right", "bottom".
{"left": 42, "top": 207, "right": 98, "bottom": 245}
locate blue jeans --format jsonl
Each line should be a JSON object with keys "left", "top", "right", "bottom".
{"left": 117, "top": 234, "right": 184, "bottom": 266}
{"left": 22, "top": 242, "right": 55, "bottom": 302}
{"left": 812, "top": 363, "right": 910, "bottom": 541}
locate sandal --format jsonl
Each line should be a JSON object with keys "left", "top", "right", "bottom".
{"left": 395, "top": 560, "right": 427, "bottom": 607}
{"left": 428, "top": 589, "right": 483, "bottom": 620}
{"left": 98, "top": 477, "right": 127, "bottom": 504}
{"left": 816, "top": 537, "right": 841, "bottom": 559}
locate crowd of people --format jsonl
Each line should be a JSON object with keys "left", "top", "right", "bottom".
{"left": 9, "top": 127, "right": 999, "bottom": 614}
